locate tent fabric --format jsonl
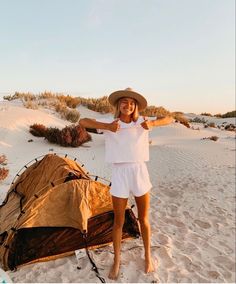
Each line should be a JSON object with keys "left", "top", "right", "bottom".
{"left": 0, "top": 154, "right": 140, "bottom": 271}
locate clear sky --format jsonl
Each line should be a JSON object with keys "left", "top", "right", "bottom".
{"left": 0, "top": 0, "right": 235, "bottom": 114}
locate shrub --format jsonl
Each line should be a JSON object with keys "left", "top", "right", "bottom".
{"left": 45, "top": 127, "right": 62, "bottom": 145}
{"left": 225, "top": 124, "right": 236, "bottom": 131}
{"left": 3, "top": 92, "right": 23, "bottom": 101}
{"left": 201, "top": 112, "right": 212, "bottom": 117}
{"left": 63, "top": 109, "right": 80, "bottom": 123}
{"left": 189, "top": 117, "right": 207, "bottom": 124}
{"left": 0, "top": 167, "right": 9, "bottom": 181}
{"left": 0, "top": 155, "right": 7, "bottom": 165}
{"left": 172, "top": 113, "right": 190, "bottom": 128}
{"left": 0, "top": 155, "right": 8, "bottom": 181}
{"left": 38, "top": 92, "right": 56, "bottom": 100}
{"left": 54, "top": 101, "right": 67, "bottom": 113}
{"left": 51, "top": 101, "right": 80, "bottom": 122}
{"left": 29, "top": 124, "right": 91, "bottom": 147}
{"left": 210, "top": 136, "right": 219, "bottom": 141}
{"left": 208, "top": 122, "right": 216, "bottom": 128}
{"left": 79, "top": 96, "right": 113, "bottom": 113}
{"left": 140, "top": 106, "right": 170, "bottom": 117}
{"left": 202, "top": 136, "right": 219, "bottom": 142}
{"left": 29, "top": 124, "right": 48, "bottom": 137}
{"left": 224, "top": 111, "right": 236, "bottom": 118}
{"left": 45, "top": 125, "right": 91, "bottom": 147}
{"left": 22, "top": 100, "right": 39, "bottom": 109}
{"left": 57, "top": 95, "right": 81, "bottom": 109}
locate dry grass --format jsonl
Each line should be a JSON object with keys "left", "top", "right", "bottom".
{"left": 4, "top": 92, "right": 81, "bottom": 122}
{"left": 0, "top": 168, "right": 9, "bottom": 181}
{"left": 172, "top": 112, "right": 190, "bottom": 128}
{"left": 22, "top": 100, "right": 39, "bottom": 109}
{"left": 62, "top": 108, "right": 80, "bottom": 123}
{"left": 0, "top": 155, "right": 7, "bottom": 165}
{"left": 202, "top": 136, "right": 219, "bottom": 142}
{"left": 141, "top": 106, "right": 171, "bottom": 117}
{"left": 0, "top": 154, "right": 8, "bottom": 181}
{"left": 189, "top": 117, "right": 207, "bottom": 124}
{"left": 79, "top": 96, "right": 113, "bottom": 114}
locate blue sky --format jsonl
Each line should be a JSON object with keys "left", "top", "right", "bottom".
{"left": 0, "top": 0, "right": 235, "bottom": 114}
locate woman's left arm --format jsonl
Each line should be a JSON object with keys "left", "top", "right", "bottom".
{"left": 141, "top": 116, "right": 174, "bottom": 130}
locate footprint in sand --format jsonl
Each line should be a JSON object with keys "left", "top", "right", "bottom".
{"left": 167, "top": 204, "right": 179, "bottom": 217}
{"left": 207, "top": 270, "right": 221, "bottom": 280}
{"left": 194, "top": 219, "right": 211, "bottom": 229}
{"left": 157, "top": 246, "right": 174, "bottom": 269}
{"left": 183, "top": 211, "right": 192, "bottom": 219}
{"left": 178, "top": 254, "right": 193, "bottom": 271}
{"left": 162, "top": 217, "right": 186, "bottom": 228}
{"left": 157, "top": 233, "right": 171, "bottom": 246}
{"left": 163, "top": 189, "right": 181, "bottom": 198}
{"left": 214, "top": 256, "right": 236, "bottom": 272}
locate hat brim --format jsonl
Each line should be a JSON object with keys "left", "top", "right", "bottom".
{"left": 108, "top": 90, "right": 147, "bottom": 111}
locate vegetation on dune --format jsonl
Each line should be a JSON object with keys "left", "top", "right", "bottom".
{"left": 201, "top": 111, "right": 236, "bottom": 118}
{"left": 172, "top": 112, "right": 190, "bottom": 128}
{"left": 3, "top": 92, "right": 235, "bottom": 132}
{"left": 215, "top": 110, "right": 236, "bottom": 118}
{"left": 29, "top": 123, "right": 91, "bottom": 147}
{"left": 4, "top": 92, "right": 235, "bottom": 118}
{"left": 4, "top": 92, "right": 81, "bottom": 123}
{"left": 79, "top": 96, "right": 113, "bottom": 114}
{"left": 0, "top": 155, "right": 9, "bottom": 181}
{"left": 202, "top": 136, "right": 219, "bottom": 142}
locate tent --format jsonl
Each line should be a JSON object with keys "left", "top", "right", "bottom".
{"left": 0, "top": 154, "right": 140, "bottom": 271}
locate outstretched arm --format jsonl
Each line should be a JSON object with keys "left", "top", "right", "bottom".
{"left": 141, "top": 116, "right": 173, "bottom": 130}
{"left": 79, "top": 118, "right": 120, "bottom": 132}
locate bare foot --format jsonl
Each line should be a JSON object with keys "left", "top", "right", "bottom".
{"left": 108, "top": 261, "right": 120, "bottom": 280}
{"left": 145, "top": 258, "right": 155, "bottom": 273}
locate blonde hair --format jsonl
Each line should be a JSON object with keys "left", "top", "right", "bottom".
{"left": 113, "top": 98, "right": 139, "bottom": 122}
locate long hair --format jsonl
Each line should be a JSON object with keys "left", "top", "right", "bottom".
{"left": 113, "top": 98, "right": 139, "bottom": 122}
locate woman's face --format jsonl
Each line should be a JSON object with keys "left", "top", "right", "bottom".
{"left": 119, "top": 97, "right": 136, "bottom": 116}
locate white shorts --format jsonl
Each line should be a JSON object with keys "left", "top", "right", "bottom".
{"left": 110, "top": 162, "right": 152, "bottom": 198}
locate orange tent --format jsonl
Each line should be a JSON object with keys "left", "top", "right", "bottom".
{"left": 0, "top": 154, "right": 140, "bottom": 271}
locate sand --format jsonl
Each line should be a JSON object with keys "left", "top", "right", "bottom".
{"left": 0, "top": 100, "right": 235, "bottom": 283}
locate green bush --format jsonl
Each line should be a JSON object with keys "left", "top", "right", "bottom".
{"left": 221, "top": 110, "right": 236, "bottom": 118}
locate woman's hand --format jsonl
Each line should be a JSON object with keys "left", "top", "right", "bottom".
{"left": 141, "top": 116, "right": 174, "bottom": 129}
{"left": 108, "top": 119, "right": 120, "bottom": 132}
{"left": 141, "top": 118, "right": 153, "bottom": 130}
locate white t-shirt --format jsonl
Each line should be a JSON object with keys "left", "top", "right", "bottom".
{"left": 96, "top": 116, "right": 149, "bottom": 163}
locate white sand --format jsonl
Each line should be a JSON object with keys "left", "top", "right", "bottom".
{"left": 0, "top": 100, "right": 235, "bottom": 283}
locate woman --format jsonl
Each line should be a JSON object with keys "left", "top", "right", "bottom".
{"left": 79, "top": 88, "right": 173, "bottom": 280}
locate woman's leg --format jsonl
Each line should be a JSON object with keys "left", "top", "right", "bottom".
{"left": 135, "top": 191, "right": 154, "bottom": 273}
{"left": 108, "top": 196, "right": 128, "bottom": 280}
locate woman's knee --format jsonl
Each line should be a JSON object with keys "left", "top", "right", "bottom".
{"left": 113, "top": 215, "right": 125, "bottom": 228}
{"left": 138, "top": 216, "right": 150, "bottom": 227}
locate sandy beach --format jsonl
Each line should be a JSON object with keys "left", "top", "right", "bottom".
{"left": 0, "top": 99, "right": 235, "bottom": 283}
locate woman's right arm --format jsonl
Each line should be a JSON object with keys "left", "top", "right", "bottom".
{"left": 79, "top": 118, "right": 120, "bottom": 132}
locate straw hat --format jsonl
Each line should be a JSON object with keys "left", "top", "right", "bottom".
{"left": 108, "top": 88, "right": 147, "bottom": 111}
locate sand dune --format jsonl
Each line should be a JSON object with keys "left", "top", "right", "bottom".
{"left": 0, "top": 100, "right": 235, "bottom": 283}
